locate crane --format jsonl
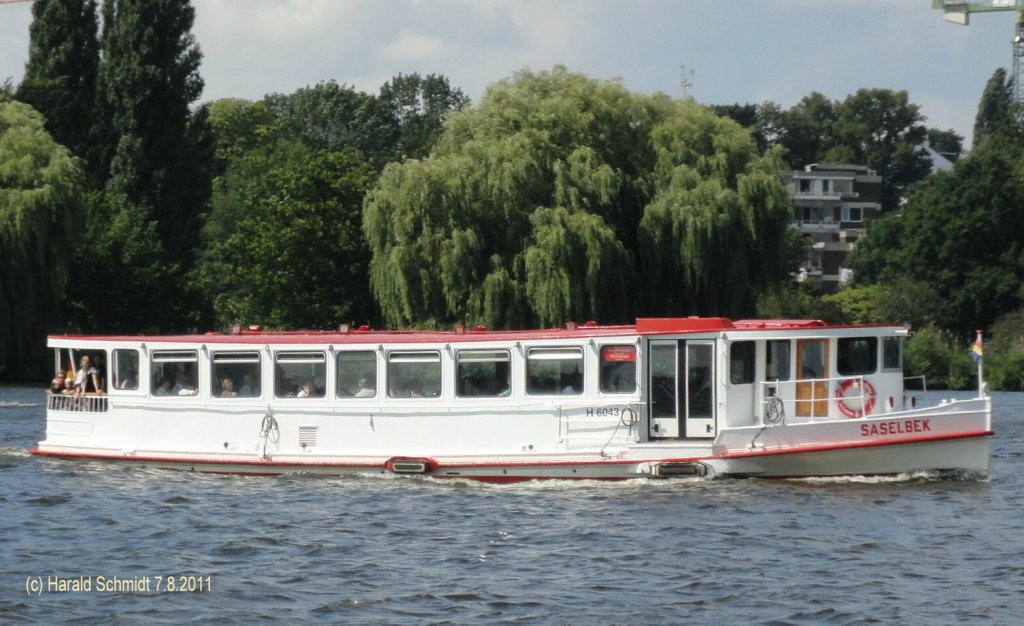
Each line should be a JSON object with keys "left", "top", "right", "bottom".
{"left": 934, "top": 1, "right": 1024, "bottom": 103}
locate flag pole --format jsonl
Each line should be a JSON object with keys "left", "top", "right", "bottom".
{"left": 974, "top": 330, "right": 984, "bottom": 398}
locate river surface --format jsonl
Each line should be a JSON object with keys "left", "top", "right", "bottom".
{"left": 0, "top": 386, "right": 1022, "bottom": 625}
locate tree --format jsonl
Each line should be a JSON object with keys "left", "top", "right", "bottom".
{"left": 927, "top": 128, "right": 963, "bottom": 163}
{"left": 263, "top": 81, "right": 398, "bottom": 168}
{"left": 0, "top": 101, "right": 83, "bottom": 379}
{"left": 378, "top": 73, "right": 470, "bottom": 161}
{"left": 68, "top": 0, "right": 212, "bottom": 331}
{"left": 364, "top": 67, "right": 793, "bottom": 328}
{"left": 15, "top": 0, "right": 100, "bottom": 171}
{"left": 98, "top": 0, "right": 207, "bottom": 268}
{"left": 194, "top": 144, "right": 375, "bottom": 328}
{"left": 827, "top": 89, "right": 931, "bottom": 209}
{"left": 849, "top": 132, "right": 1024, "bottom": 340}
{"left": 973, "top": 68, "right": 1014, "bottom": 150}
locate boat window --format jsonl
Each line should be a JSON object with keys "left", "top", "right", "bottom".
{"left": 387, "top": 351, "right": 441, "bottom": 398}
{"left": 456, "top": 350, "right": 511, "bottom": 397}
{"left": 275, "top": 352, "right": 326, "bottom": 398}
{"left": 729, "top": 341, "right": 755, "bottom": 385}
{"left": 766, "top": 340, "right": 790, "bottom": 381}
{"left": 600, "top": 345, "right": 636, "bottom": 393}
{"left": 882, "top": 337, "right": 902, "bottom": 371}
{"left": 527, "top": 347, "right": 583, "bottom": 395}
{"left": 337, "top": 351, "right": 376, "bottom": 398}
{"left": 837, "top": 337, "right": 878, "bottom": 376}
{"left": 151, "top": 350, "right": 199, "bottom": 397}
{"left": 212, "top": 352, "right": 261, "bottom": 398}
{"left": 111, "top": 349, "right": 139, "bottom": 391}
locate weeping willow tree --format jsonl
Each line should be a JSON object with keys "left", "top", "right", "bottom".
{"left": 0, "top": 101, "right": 83, "bottom": 379}
{"left": 639, "top": 100, "right": 793, "bottom": 316}
{"left": 364, "top": 67, "right": 792, "bottom": 328}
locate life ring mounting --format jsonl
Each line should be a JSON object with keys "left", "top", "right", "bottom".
{"left": 837, "top": 378, "right": 876, "bottom": 418}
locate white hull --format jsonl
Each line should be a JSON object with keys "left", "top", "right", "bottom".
{"left": 33, "top": 398, "right": 991, "bottom": 482}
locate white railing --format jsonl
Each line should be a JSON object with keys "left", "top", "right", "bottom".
{"left": 759, "top": 375, "right": 874, "bottom": 425}
{"left": 47, "top": 393, "right": 109, "bottom": 413}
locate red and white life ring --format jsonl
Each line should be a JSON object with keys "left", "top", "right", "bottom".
{"left": 836, "top": 378, "right": 877, "bottom": 418}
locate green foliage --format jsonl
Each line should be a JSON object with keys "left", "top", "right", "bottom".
{"left": 820, "top": 285, "right": 884, "bottom": 325}
{"left": 850, "top": 132, "right": 1024, "bottom": 340}
{"left": 719, "top": 90, "right": 931, "bottom": 209}
{"left": 973, "top": 68, "right": 1014, "bottom": 150}
{"left": 904, "top": 326, "right": 955, "bottom": 389}
{"left": 15, "top": 0, "right": 100, "bottom": 167}
{"left": 263, "top": 81, "right": 396, "bottom": 169}
{"left": 98, "top": 0, "right": 207, "bottom": 267}
{"left": 987, "top": 347, "right": 1024, "bottom": 391}
{"left": 365, "top": 67, "right": 793, "bottom": 328}
{"left": 194, "top": 144, "right": 374, "bottom": 328}
{"left": 378, "top": 73, "right": 470, "bottom": 161}
{"left": 206, "top": 98, "right": 274, "bottom": 172}
{"left": 927, "top": 128, "right": 963, "bottom": 162}
{"left": 0, "top": 101, "right": 83, "bottom": 379}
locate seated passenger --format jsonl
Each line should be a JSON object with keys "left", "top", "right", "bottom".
{"left": 239, "top": 372, "right": 258, "bottom": 397}
{"left": 220, "top": 377, "right": 238, "bottom": 397}
{"left": 171, "top": 370, "right": 197, "bottom": 395}
{"left": 296, "top": 381, "right": 314, "bottom": 398}
{"left": 119, "top": 369, "right": 138, "bottom": 389}
{"left": 354, "top": 373, "right": 375, "bottom": 397}
{"left": 155, "top": 379, "right": 173, "bottom": 396}
{"left": 312, "top": 376, "right": 326, "bottom": 397}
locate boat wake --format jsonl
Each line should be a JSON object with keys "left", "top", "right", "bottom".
{"left": 0, "top": 401, "right": 43, "bottom": 409}
{"left": 789, "top": 469, "right": 990, "bottom": 484}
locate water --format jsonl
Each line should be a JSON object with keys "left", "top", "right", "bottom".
{"left": 1, "top": 386, "right": 1022, "bottom": 625}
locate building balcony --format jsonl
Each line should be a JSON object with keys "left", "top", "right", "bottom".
{"left": 794, "top": 219, "right": 840, "bottom": 232}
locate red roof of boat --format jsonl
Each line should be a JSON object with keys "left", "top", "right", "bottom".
{"left": 48, "top": 317, "right": 900, "bottom": 345}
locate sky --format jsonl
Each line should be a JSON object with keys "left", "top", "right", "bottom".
{"left": 0, "top": 0, "right": 1015, "bottom": 145}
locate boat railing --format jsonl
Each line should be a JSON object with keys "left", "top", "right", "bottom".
{"left": 759, "top": 375, "right": 873, "bottom": 425}
{"left": 46, "top": 393, "right": 109, "bottom": 414}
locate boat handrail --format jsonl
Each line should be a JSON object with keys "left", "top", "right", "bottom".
{"left": 759, "top": 374, "right": 874, "bottom": 425}
{"left": 46, "top": 393, "right": 109, "bottom": 414}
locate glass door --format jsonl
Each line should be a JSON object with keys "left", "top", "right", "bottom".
{"left": 684, "top": 341, "right": 716, "bottom": 438}
{"left": 648, "top": 340, "right": 679, "bottom": 438}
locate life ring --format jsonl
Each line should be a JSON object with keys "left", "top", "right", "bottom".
{"left": 836, "top": 378, "right": 876, "bottom": 418}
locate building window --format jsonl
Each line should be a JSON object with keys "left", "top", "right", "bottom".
{"left": 527, "top": 347, "right": 583, "bottom": 395}
{"left": 837, "top": 338, "right": 878, "bottom": 376}
{"left": 112, "top": 349, "right": 139, "bottom": 391}
{"left": 151, "top": 351, "right": 198, "bottom": 396}
{"left": 729, "top": 341, "right": 755, "bottom": 384}
{"left": 387, "top": 351, "right": 441, "bottom": 398}
{"left": 275, "top": 352, "right": 326, "bottom": 398}
{"left": 842, "top": 207, "right": 863, "bottom": 222}
{"left": 456, "top": 350, "right": 511, "bottom": 397}
{"left": 600, "top": 345, "right": 636, "bottom": 393}
{"left": 212, "top": 351, "right": 260, "bottom": 398}
{"left": 337, "top": 351, "right": 376, "bottom": 398}
{"left": 799, "top": 179, "right": 811, "bottom": 193}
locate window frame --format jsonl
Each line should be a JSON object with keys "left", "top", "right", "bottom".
{"left": 526, "top": 347, "right": 584, "bottom": 396}
{"left": 456, "top": 349, "right": 511, "bottom": 398}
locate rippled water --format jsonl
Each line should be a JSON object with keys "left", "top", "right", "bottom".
{"left": 1, "top": 386, "right": 1022, "bottom": 625}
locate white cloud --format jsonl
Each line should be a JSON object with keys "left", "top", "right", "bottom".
{"left": 382, "top": 30, "right": 450, "bottom": 60}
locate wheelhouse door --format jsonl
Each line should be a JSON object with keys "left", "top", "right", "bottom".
{"left": 796, "top": 339, "right": 829, "bottom": 418}
{"left": 647, "top": 340, "right": 717, "bottom": 439}
{"left": 648, "top": 340, "right": 679, "bottom": 438}
{"left": 684, "top": 341, "right": 716, "bottom": 438}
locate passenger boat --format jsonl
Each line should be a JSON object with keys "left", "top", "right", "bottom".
{"left": 31, "top": 318, "right": 992, "bottom": 481}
